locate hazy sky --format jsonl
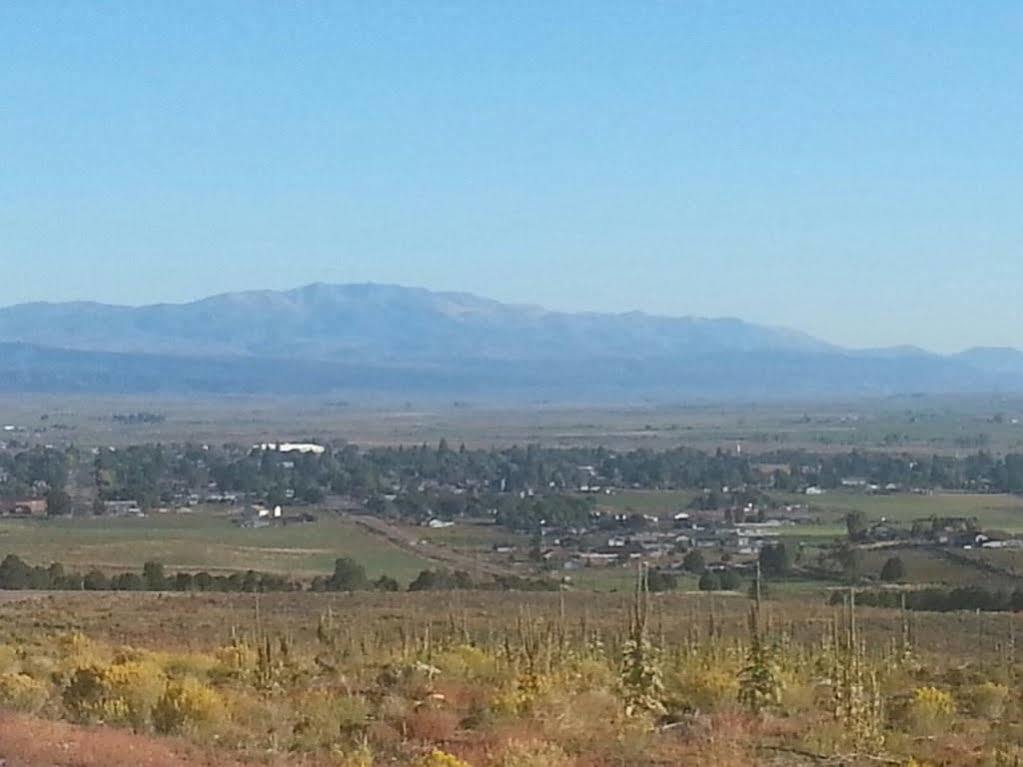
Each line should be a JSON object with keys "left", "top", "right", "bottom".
{"left": 2, "top": 2, "right": 1020, "bottom": 352}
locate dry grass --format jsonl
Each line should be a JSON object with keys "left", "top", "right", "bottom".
{"left": 0, "top": 711, "right": 262, "bottom": 767}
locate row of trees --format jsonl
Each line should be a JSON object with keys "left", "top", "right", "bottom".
{"left": 837, "top": 585, "right": 1023, "bottom": 613}
{"left": 0, "top": 554, "right": 563, "bottom": 594}
{"left": 0, "top": 556, "right": 298, "bottom": 593}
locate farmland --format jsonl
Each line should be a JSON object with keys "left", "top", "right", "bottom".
{"left": 3, "top": 392, "right": 1023, "bottom": 453}
{"left": 0, "top": 512, "right": 434, "bottom": 582}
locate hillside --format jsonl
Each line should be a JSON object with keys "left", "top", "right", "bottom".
{"left": 0, "top": 284, "right": 1021, "bottom": 400}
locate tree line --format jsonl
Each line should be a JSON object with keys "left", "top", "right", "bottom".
{"left": 832, "top": 585, "right": 1023, "bottom": 613}
{"left": 5, "top": 441, "right": 1023, "bottom": 516}
{"left": 0, "top": 554, "right": 558, "bottom": 594}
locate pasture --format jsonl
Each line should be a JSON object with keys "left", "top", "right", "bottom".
{"left": 0, "top": 511, "right": 433, "bottom": 582}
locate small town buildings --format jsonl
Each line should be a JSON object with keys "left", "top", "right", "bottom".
{"left": 0, "top": 498, "right": 47, "bottom": 517}
{"left": 103, "top": 500, "right": 143, "bottom": 516}
{"left": 254, "top": 442, "right": 326, "bottom": 455}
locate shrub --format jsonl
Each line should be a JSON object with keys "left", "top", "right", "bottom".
{"left": 418, "top": 750, "right": 472, "bottom": 767}
{"left": 152, "top": 678, "right": 224, "bottom": 734}
{"left": 698, "top": 572, "right": 720, "bottom": 591}
{"left": 105, "top": 659, "right": 166, "bottom": 728}
{"left": 963, "top": 682, "right": 1009, "bottom": 720}
{"left": 212, "top": 642, "right": 258, "bottom": 680}
{"left": 674, "top": 666, "right": 738, "bottom": 712}
{"left": 494, "top": 739, "right": 572, "bottom": 767}
{"left": 0, "top": 672, "right": 49, "bottom": 713}
{"left": 336, "top": 738, "right": 375, "bottom": 767}
{"left": 0, "top": 644, "right": 18, "bottom": 675}
{"left": 434, "top": 645, "right": 500, "bottom": 683}
{"left": 292, "top": 690, "right": 370, "bottom": 748}
{"left": 880, "top": 556, "right": 907, "bottom": 583}
{"left": 905, "top": 686, "right": 955, "bottom": 736}
{"left": 405, "top": 706, "right": 460, "bottom": 742}
{"left": 63, "top": 666, "right": 112, "bottom": 722}
{"left": 61, "top": 660, "right": 166, "bottom": 728}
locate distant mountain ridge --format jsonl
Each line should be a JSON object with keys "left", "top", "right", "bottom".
{"left": 0, "top": 283, "right": 1020, "bottom": 400}
{"left": 0, "top": 283, "right": 834, "bottom": 362}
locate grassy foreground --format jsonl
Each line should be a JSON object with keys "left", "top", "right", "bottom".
{"left": 1, "top": 589, "right": 1023, "bottom": 766}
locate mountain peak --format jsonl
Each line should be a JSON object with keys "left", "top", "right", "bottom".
{"left": 0, "top": 283, "right": 1020, "bottom": 399}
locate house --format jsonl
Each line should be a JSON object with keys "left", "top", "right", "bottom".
{"left": 0, "top": 498, "right": 47, "bottom": 517}
{"left": 254, "top": 442, "right": 326, "bottom": 455}
{"left": 103, "top": 500, "right": 143, "bottom": 516}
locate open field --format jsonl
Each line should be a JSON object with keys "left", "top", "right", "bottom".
{"left": 593, "top": 490, "right": 699, "bottom": 517}
{"left": 763, "top": 492, "right": 1023, "bottom": 546}
{"left": 806, "top": 491, "right": 1023, "bottom": 528}
{"left": 856, "top": 546, "right": 1023, "bottom": 589}
{"left": 0, "top": 589, "right": 1014, "bottom": 671}
{"left": 0, "top": 512, "right": 434, "bottom": 582}
{"left": 3, "top": 393, "right": 1023, "bottom": 453}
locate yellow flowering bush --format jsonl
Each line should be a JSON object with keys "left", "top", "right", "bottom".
{"left": 0, "top": 672, "right": 49, "bottom": 713}
{"left": 152, "top": 677, "right": 224, "bottom": 734}
{"left": 61, "top": 660, "right": 166, "bottom": 727}
{"left": 418, "top": 749, "right": 472, "bottom": 767}
{"left": 905, "top": 686, "right": 955, "bottom": 736}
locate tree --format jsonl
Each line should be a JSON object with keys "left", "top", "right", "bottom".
{"left": 880, "top": 556, "right": 907, "bottom": 583}
{"left": 698, "top": 572, "right": 721, "bottom": 591}
{"left": 143, "top": 561, "right": 166, "bottom": 590}
{"left": 328, "top": 557, "right": 368, "bottom": 591}
{"left": 758, "top": 543, "right": 792, "bottom": 577}
{"left": 374, "top": 575, "right": 400, "bottom": 592}
{"left": 835, "top": 544, "right": 864, "bottom": 582}
{"left": 112, "top": 572, "right": 144, "bottom": 591}
{"left": 194, "top": 571, "right": 214, "bottom": 591}
{"left": 174, "top": 572, "right": 195, "bottom": 591}
{"left": 0, "top": 555, "right": 31, "bottom": 589}
{"left": 46, "top": 489, "right": 72, "bottom": 516}
{"left": 683, "top": 550, "right": 707, "bottom": 574}
{"left": 646, "top": 569, "right": 678, "bottom": 592}
{"left": 408, "top": 569, "right": 440, "bottom": 591}
{"left": 846, "top": 510, "right": 870, "bottom": 542}
{"left": 719, "top": 569, "right": 742, "bottom": 590}
{"left": 83, "top": 570, "right": 109, "bottom": 591}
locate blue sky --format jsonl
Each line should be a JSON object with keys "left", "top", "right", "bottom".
{"left": 1, "top": 1, "right": 1020, "bottom": 352}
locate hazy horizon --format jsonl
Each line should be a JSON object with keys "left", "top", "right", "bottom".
{"left": 3, "top": 3, "right": 1021, "bottom": 353}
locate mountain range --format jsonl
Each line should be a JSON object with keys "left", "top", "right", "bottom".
{"left": 1, "top": 283, "right": 1021, "bottom": 401}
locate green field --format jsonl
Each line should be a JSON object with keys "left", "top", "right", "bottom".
{"left": 409, "top": 519, "right": 527, "bottom": 551}
{"left": 0, "top": 512, "right": 434, "bottom": 582}
{"left": 594, "top": 489, "right": 699, "bottom": 517}
{"left": 806, "top": 491, "right": 1023, "bottom": 528}
{"left": 855, "top": 547, "right": 1023, "bottom": 588}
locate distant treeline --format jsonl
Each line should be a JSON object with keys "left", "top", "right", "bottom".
{"left": 832, "top": 586, "right": 1023, "bottom": 613}
{"left": 112, "top": 412, "right": 166, "bottom": 424}
{"left": 0, "top": 554, "right": 558, "bottom": 594}
{"left": 0, "top": 555, "right": 299, "bottom": 593}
